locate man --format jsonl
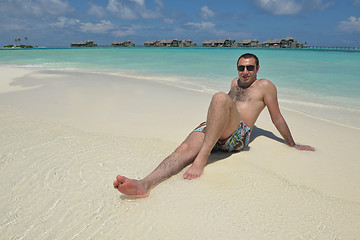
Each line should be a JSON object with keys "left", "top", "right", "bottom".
{"left": 113, "top": 53, "right": 315, "bottom": 198}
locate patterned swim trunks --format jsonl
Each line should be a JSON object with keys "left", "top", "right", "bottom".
{"left": 192, "top": 121, "right": 251, "bottom": 152}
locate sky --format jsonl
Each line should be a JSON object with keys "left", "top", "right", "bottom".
{"left": 0, "top": 0, "right": 360, "bottom": 47}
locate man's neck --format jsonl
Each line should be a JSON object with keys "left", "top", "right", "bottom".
{"left": 237, "top": 78, "right": 257, "bottom": 89}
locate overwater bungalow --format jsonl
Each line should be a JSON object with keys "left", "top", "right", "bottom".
{"left": 178, "top": 39, "right": 197, "bottom": 47}
{"left": 259, "top": 37, "right": 304, "bottom": 48}
{"left": 143, "top": 36, "right": 305, "bottom": 48}
{"left": 261, "top": 39, "right": 272, "bottom": 48}
{"left": 70, "top": 40, "right": 97, "bottom": 47}
{"left": 282, "top": 36, "right": 304, "bottom": 48}
{"left": 233, "top": 39, "right": 259, "bottom": 47}
{"left": 144, "top": 39, "right": 196, "bottom": 47}
{"left": 271, "top": 39, "right": 282, "bottom": 48}
{"left": 144, "top": 40, "right": 158, "bottom": 47}
{"left": 158, "top": 39, "right": 179, "bottom": 47}
{"left": 111, "top": 40, "right": 135, "bottom": 47}
{"left": 202, "top": 38, "right": 235, "bottom": 47}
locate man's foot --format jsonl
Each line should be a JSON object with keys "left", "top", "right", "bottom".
{"left": 183, "top": 162, "right": 205, "bottom": 180}
{"left": 113, "top": 175, "right": 149, "bottom": 198}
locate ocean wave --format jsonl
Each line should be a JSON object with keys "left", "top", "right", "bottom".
{"left": 279, "top": 99, "right": 360, "bottom": 129}
{"left": 279, "top": 99, "right": 360, "bottom": 114}
{"left": 68, "top": 68, "right": 222, "bottom": 95}
{"left": 19, "top": 64, "right": 44, "bottom": 68}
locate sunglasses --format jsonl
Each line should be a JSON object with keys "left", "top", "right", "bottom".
{"left": 237, "top": 65, "right": 256, "bottom": 71}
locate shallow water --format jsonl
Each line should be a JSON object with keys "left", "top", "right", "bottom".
{"left": 1, "top": 47, "right": 359, "bottom": 127}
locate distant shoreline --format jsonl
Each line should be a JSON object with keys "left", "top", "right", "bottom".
{"left": 2, "top": 45, "right": 360, "bottom": 52}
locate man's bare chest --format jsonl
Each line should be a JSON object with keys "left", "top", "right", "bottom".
{"left": 229, "top": 87, "right": 252, "bottom": 102}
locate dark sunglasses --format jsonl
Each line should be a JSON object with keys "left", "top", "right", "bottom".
{"left": 237, "top": 65, "right": 255, "bottom": 71}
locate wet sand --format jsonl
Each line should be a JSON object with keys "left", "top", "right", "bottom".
{"left": 1, "top": 66, "right": 360, "bottom": 239}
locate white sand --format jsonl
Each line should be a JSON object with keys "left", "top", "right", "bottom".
{"left": 1, "top": 66, "right": 360, "bottom": 239}
{"left": 0, "top": 67, "right": 42, "bottom": 93}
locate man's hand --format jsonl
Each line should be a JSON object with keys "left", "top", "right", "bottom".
{"left": 294, "top": 144, "right": 315, "bottom": 151}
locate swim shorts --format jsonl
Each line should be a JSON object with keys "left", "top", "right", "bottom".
{"left": 192, "top": 121, "right": 251, "bottom": 152}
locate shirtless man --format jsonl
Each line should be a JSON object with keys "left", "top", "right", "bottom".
{"left": 113, "top": 53, "right": 315, "bottom": 198}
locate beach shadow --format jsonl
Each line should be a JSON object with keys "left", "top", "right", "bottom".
{"left": 249, "top": 125, "right": 285, "bottom": 144}
{"left": 208, "top": 151, "right": 234, "bottom": 164}
{"left": 207, "top": 126, "right": 284, "bottom": 165}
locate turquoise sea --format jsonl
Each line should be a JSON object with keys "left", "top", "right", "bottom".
{"left": 1, "top": 47, "right": 359, "bottom": 127}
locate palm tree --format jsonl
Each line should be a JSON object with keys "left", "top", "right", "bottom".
{"left": 14, "top": 38, "right": 21, "bottom": 46}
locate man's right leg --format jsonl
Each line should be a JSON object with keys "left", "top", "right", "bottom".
{"left": 113, "top": 131, "right": 204, "bottom": 197}
{"left": 183, "top": 92, "right": 241, "bottom": 179}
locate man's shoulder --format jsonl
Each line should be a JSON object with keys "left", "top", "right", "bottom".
{"left": 254, "top": 78, "right": 276, "bottom": 88}
{"left": 252, "top": 79, "right": 277, "bottom": 97}
{"left": 255, "top": 78, "right": 272, "bottom": 85}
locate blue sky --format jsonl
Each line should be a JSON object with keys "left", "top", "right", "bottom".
{"left": 0, "top": 0, "right": 360, "bottom": 47}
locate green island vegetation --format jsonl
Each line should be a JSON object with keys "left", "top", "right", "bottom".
{"left": 2, "top": 37, "right": 37, "bottom": 49}
{"left": 3, "top": 45, "right": 35, "bottom": 48}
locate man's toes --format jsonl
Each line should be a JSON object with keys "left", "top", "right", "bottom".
{"left": 116, "top": 175, "right": 126, "bottom": 184}
{"left": 113, "top": 180, "right": 119, "bottom": 188}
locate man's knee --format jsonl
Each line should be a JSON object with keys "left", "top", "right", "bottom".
{"left": 211, "top": 92, "right": 232, "bottom": 107}
{"left": 175, "top": 133, "right": 203, "bottom": 155}
{"left": 175, "top": 141, "right": 190, "bottom": 153}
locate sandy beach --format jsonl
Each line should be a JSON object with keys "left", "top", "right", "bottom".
{"left": 1, "top": 66, "right": 360, "bottom": 239}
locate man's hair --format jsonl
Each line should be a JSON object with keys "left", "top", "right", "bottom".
{"left": 237, "top": 53, "right": 259, "bottom": 67}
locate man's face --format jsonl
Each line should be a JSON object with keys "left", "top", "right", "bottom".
{"left": 237, "top": 57, "right": 259, "bottom": 88}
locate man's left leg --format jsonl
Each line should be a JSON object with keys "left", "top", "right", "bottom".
{"left": 113, "top": 131, "right": 205, "bottom": 197}
{"left": 183, "top": 92, "right": 241, "bottom": 179}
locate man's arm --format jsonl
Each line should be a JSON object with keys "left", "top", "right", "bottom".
{"left": 263, "top": 80, "right": 315, "bottom": 151}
